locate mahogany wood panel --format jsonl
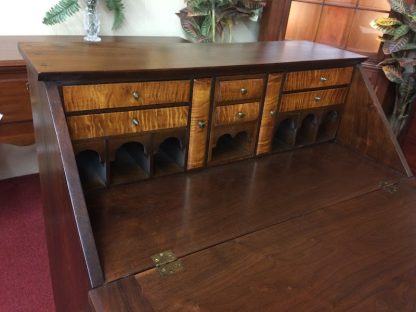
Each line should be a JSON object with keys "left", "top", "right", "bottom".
{"left": 315, "top": 6, "right": 355, "bottom": 48}
{"left": 216, "top": 78, "right": 264, "bottom": 103}
{"left": 28, "top": 73, "right": 103, "bottom": 311}
{"left": 0, "top": 80, "right": 32, "bottom": 122}
{"left": 257, "top": 73, "right": 283, "bottom": 155}
{"left": 284, "top": 67, "right": 353, "bottom": 91}
{"left": 214, "top": 102, "right": 260, "bottom": 126}
{"left": 137, "top": 179, "right": 416, "bottom": 311}
{"left": 259, "top": 0, "right": 292, "bottom": 41}
{"left": 18, "top": 41, "right": 367, "bottom": 82}
{"left": 285, "top": 2, "right": 322, "bottom": 41}
{"left": 62, "top": 80, "right": 191, "bottom": 113}
{"left": 0, "top": 121, "right": 34, "bottom": 146}
{"left": 67, "top": 106, "right": 189, "bottom": 140}
{"left": 337, "top": 66, "right": 412, "bottom": 176}
{"left": 279, "top": 87, "right": 349, "bottom": 112}
{"left": 86, "top": 143, "right": 402, "bottom": 282}
{"left": 187, "top": 79, "right": 212, "bottom": 170}
{"left": 89, "top": 277, "right": 153, "bottom": 312}
{"left": 402, "top": 111, "right": 416, "bottom": 173}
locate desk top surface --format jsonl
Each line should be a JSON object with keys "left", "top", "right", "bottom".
{"left": 18, "top": 40, "right": 367, "bottom": 81}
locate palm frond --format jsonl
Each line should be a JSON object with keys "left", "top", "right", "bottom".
{"left": 105, "top": 0, "right": 125, "bottom": 30}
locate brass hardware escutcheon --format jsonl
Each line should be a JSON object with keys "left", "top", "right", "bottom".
{"left": 320, "top": 77, "right": 328, "bottom": 82}
{"left": 240, "top": 88, "right": 248, "bottom": 95}
{"left": 314, "top": 96, "right": 321, "bottom": 101}
{"left": 270, "top": 110, "right": 276, "bottom": 117}
{"left": 236, "top": 111, "right": 246, "bottom": 119}
{"left": 151, "top": 250, "right": 184, "bottom": 277}
{"left": 132, "top": 90, "right": 140, "bottom": 100}
{"left": 132, "top": 118, "right": 140, "bottom": 126}
{"left": 198, "top": 120, "right": 207, "bottom": 129}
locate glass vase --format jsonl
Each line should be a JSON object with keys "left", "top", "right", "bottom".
{"left": 83, "top": 0, "right": 101, "bottom": 42}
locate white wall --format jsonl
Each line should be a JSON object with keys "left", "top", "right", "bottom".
{"left": 0, "top": 0, "right": 260, "bottom": 180}
{"left": 0, "top": 0, "right": 259, "bottom": 40}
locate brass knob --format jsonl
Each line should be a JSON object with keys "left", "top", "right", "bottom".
{"left": 240, "top": 88, "right": 248, "bottom": 95}
{"left": 236, "top": 111, "right": 246, "bottom": 119}
{"left": 132, "top": 91, "right": 140, "bottom": 100}
{"left": 270, "top": 110, "right": 276, "bottom": 117}
{"left": 197, "top": 120, "right": 207, "bottom": 129}
{"left": 320, "top": 77, "right": 328, "bottom": 82}
{"left": 0, "top": 113, "right": 3, "bottom": 122}
{"left": 314, "top": 96, "right": 321, "bottom": 101}
{"left": 132, "top": 118, "right": 140, "bottom": 126}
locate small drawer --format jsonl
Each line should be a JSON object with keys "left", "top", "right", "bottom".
{"left": 279, "top": 88, "right": 349, "bottom": 113}
{"left": 63, "top": 80, "right": 191, "bottom": 113}
{"left": 284, "top": 67, "right": 353, "bottom": 91}
{"left": 67, "top": 106, "right": 189, "bottom": 140}
{"left": 217, "top": 78, "right": 264, "bottom": 103}
{"left": 215, "top": 102, "right": 260, "bottom": 126}
{"left": 0, "top": 80, "right": 32, "bottom": 123}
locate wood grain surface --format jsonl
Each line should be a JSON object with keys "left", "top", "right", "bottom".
{"left": 280, "top": 87, "right": 349, "bottom": 112}
{"left": 0, "top": 80, "right": 31, "bottom": 123}
{"left": 86, "top": 143, "right": 402, "bottom": 282}
{"left": 67, "top": 106, "right": 189, "bottom": 140}
{"left": 0, "top": 121, "right": 34, "bottom": 146}
{"left": 284, "top": 66, "right": 353, "bottom": 91}
{"left": 214, "top": 102, "right": 260, "bottom": 126}
{"left": 63, "top": 80, "right": 191, "bottom": 113}
{"left": 18, "top": 41, "right": 367, "bottom": 81}
{"left": 337, "top": 65, "right": 412, "bottom": 176}
{"left": 216, "top": 78, "right": 264, "bottom": 103}
{"left": 137, "top": 179, "right": 416, "bottom": 311}
{"left": 187, "top": 79, "right": 212, "bottom": 170}
{"left": 257, "top": 73, "right": 283, "bottom": 155}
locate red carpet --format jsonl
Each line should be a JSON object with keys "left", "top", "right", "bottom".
{"left": 0, "top": 174, "right": 55, "bottom": 312}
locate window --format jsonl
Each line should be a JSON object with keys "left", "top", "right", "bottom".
{"left": 285, "top": 0, "right": 390, "bottom": 57}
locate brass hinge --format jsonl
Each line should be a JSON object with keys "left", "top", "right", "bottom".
{"left": 151, "top": 250, "right": 183, "bottom": 277}
{"left": 379, "top": 181, "right": 399, "bottom": 194}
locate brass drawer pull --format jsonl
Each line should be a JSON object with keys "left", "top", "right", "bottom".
{"left": 0, "top": 113, "right": 3, "bottom": 122}
{"left": 270, "top": 110, "right": 276, "bottom": 117}
{"left": 132, "top": 90, "right": 140, "bottom": 100}
{"left": 236, "top": 111, "right": 246, "bottom": 119}
{"left": 197, "top": 120, "right": 207, "bottom": 129}
{"left": 314, "top": 96, "right": 321, "bottom": 101}
{"left": 320, "top": 77, "right": 328, "bottom": 82}
{"left": 240, "top": 88, "right": 248, "bottom": 95}
{"left": 132, "top": 118, "right": 140, "bottom": 126}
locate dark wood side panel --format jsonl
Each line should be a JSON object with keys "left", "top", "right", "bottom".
{"left": 89, "top": 277, "right": 154, "bottom": 312}
{"left": 28, "top": 67, "right": 104, "bottom": 311}
{"left": 337, "top": 65, "right": 412, "bottom": 177}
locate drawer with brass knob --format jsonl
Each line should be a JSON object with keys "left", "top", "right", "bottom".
{"left": 216, "top": 77, "right": 264, "bottom": 103}
{"left": 279, "top": 88, "right": 349, "bottom": 113}
{"left": 214, "top": 102, "right": 260, "bottom": 126}
{"left": 66, "top": 106, "right": 189, "bottom": 140}
{"left": 62, "top": 80, "right": 191, "bottom": 112}
{"left": 284, "top": 67, "right": 353, "bottom": 91}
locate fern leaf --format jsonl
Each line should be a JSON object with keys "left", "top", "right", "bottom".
{"left": 43, "top": 0, "right": 80, "bottom": 25}
{"left": 105, "top": 0, "right": 125, "bottom": 30}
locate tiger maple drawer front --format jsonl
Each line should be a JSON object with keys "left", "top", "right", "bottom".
{"left": 284, "top": 67, "right": 353, "bottom": 91}
{"left": 217, "top": 78, "right": 264, "bottom": 103}
{"left": 0, "top": 80, "right": 32, "bottom": 123}
{"left": 279, "top": 88, "right": 349, "bottom": 113}
{"left": 67, "top": 106, "right": 189, "bottom": 140}
{"left": 62, "top": 80, "right": 191, "bottom": 112}
{"left": 215, "top": 102, "right": 260, "bottom": 126}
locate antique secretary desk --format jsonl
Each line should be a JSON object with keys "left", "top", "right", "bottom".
{"left": 19, "top": 39, "right": 416, "bottom": 311}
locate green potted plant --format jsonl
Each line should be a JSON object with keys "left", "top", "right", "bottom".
{"left": 370, "top": 0, "right": 416, "bottom": 136}
{"left": 43, "top": 0, "right": 126, "bottom": 41}
{"left": 176, "top": 0, "right": 266, "bottom": 43}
